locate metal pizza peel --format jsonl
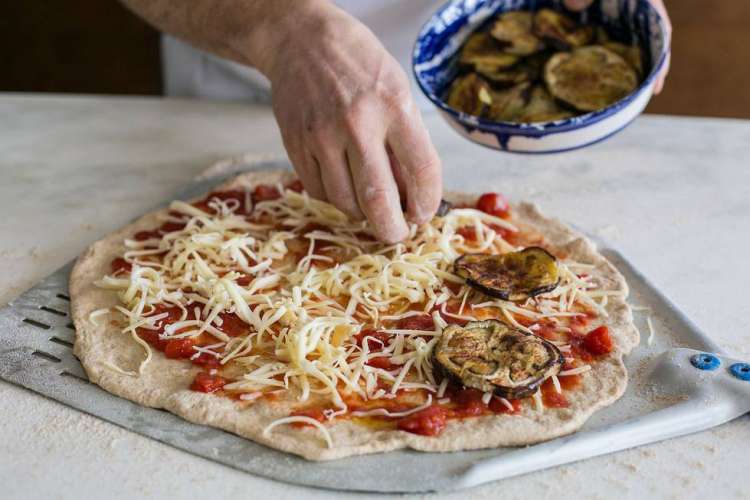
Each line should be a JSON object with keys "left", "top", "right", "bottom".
{"left": 1, "top": 159, "right": 748, "bottom": 493}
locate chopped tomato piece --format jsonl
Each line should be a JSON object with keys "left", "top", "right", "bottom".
{"left": 541, "top": 379, "right": 569, "bottom": 408}
{"left": 134, "top": 230, "right": 161, "bottom": 241}
{"left": 192, "top": 190, "right": 251, "bottom": 214}
{"left": 159, "top": 220, "right": 186, "bottom": 233}
{"left": 558, "top": 373, "right": 581, "bottom": 390}
{"left": 583, "top": 325, "right": 613, "bottom": 356}
{"left": 456, "top": 226, "right": 478, "bottom": 242}
{"left": 286, "top": 179, "right": 305, "bottom": 193}
{"left": 432, "top": 302, "right": 468, "bottom": 326}
{"left": 148, "top": 304, "right": 184, "bottom": 329}
{"left": 235, "top": 274, "right": 253, "bottom": 286}
{"left": 450, "top": 386, "right": 484, "bottom": 405}
{"left": 396, "top": 314, "right": 434, "bottom": 331}
{"left": 489, "top": 397, "right": 521, "bottom": 414}
{"left": 450, "top": 387, "right": 488, "bottom": 417}
{"left": 476, "top": 192, "right": 511, "bottom": 219}
{"left": 252, "top": 184, "right": 281, "bottom": 202}
{"left": 110, "top": 257, "right": 131, "bottom": 275}
{"left": 190, "top": 372, "right": 227, "bottom": 393}
{"left": 191, "top": 352, "right": 221, "bottom": 367}
{"left": 397, "top": 406, "right": 447, "bottom": 436}
{"left": 354, "top": 329, "right": 392, "bottom": 351}
{"left": 164, "top": 338, "right": 195, "bottom": 359}
{"left": 137, "top": 328, "right": 167, "bottom": 351}
{"left": 366, "top": 356, "right": 395, "bottom": 370}
{"left": 217, "top": 312, "right": 248, "bottom": 337}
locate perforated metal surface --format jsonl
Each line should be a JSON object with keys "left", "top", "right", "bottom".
{"left": 0, "top": 161, "right": 735, "bottom": 493}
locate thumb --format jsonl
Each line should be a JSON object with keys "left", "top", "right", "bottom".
{"left": 563, "top": 0, "right": 594, "bottom": 10}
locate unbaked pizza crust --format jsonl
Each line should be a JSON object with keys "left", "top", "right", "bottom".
{"left": 70, "top": 168, "right": 639, "bottom": 461}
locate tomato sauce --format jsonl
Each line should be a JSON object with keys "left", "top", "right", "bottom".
{"left": 190, "top": 372, "right": 227, "bottom": 393}
{"left": 191, "top": 352, "right": 221, "bottom": 367}
{"left": 217, "top": 312, "right": 249, "bottom": 337}
{"left": 252, "top": 184, "right": 281, "bottom": 202}
{"left": 353, "top": 329, "right": 392, "bottom": 351}
{"left": 110, "top": 257, "right": 132, "bottom": 275}
{"left": 164, "top": 338, "right": 195, "bottom": 359}
{"left": 456, "top": 226, "right": 478, "bottom": 242}
{"left": 290, "top": 407, "right": 328, "bottom": 427}
{"left": 396, "top": 314, "right": 435, "bottom": 331}
{"left": 397, "top": 406, "right": 447, "bottom": 436}
{"left": 541, "top": 379, "right": 569, "bottom": 408}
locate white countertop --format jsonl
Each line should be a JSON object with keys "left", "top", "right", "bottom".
{"left": 1, "top": 94, "right": 748, "bottom": 499}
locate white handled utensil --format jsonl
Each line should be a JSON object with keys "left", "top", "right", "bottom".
{"left": 456, "top": 348, "right": 750, "bottom": 489}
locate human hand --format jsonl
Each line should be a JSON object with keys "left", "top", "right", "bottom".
{"left": 264, "top": 1, "right": 442, "bottom": 243}
{"left": 563, "top": 0, "right": 672, "bottom": 93}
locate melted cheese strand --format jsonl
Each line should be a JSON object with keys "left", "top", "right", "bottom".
{"left": 262, "top": 416, "right": 333, "bottom": 448}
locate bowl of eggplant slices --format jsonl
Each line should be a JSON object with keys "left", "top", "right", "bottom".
{"left": 413, "top": 0, "right": 669, "bottom": 153}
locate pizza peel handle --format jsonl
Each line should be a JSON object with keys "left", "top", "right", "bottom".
{"left": 455, "top": 348, "right": 750, "bottom": 490}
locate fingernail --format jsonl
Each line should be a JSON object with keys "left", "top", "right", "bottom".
{"left": 379, "top": 216, "right": 409, "bottom": 244}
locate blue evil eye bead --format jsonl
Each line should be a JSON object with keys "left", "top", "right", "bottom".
{"left": 729, "top": 363, "right": 750, "bottom": 381}
{"left": 690, "top": 353, "right": 721, "bottom": 371}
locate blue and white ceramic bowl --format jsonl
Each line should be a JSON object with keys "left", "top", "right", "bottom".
{"left": 413, "top": 0, "right": 670, "bottom": 153}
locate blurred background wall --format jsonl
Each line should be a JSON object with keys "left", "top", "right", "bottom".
{"left": 1, "top": 0, "right": 748, "bottom": 118}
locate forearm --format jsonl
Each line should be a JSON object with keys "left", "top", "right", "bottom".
{"left": 120, "top": 0, "right": 330, "bottom": 76}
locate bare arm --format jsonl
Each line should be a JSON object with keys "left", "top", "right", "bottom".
{"left": 122, "top": 0, "right": 443, "bottom": 243}
{"left": 120, "top": 0, "right": 292, "bottom": 75}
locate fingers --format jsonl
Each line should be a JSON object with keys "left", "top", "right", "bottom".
{"left": 279, "top": 131, "right": 327, "bottom": 200}
{"left": 387, "top": 106, "right": 442, "bottom": 225}
{"left": 312, "top": 141, "right": 364, "bottom": 220}
{"left": 650, "top": 0, "right": 672, "bottom": 95}
{"left": 347, "top": 131, "right": 409, "bottom": 244}
{"left": 654, "top": 52, "right": 670, "bottom": 94}
{"left": 563, "top": 0, "right": 594, "bottom": 10}
{"left": 295, "top": 153, "right": 327, "bottom": 200}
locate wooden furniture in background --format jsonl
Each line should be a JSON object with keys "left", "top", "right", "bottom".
{"left": 1, "top": 1, "right": 161, "bottom": 94}
{"left": 1, "top": 0, "right": 748, "bottom": 118}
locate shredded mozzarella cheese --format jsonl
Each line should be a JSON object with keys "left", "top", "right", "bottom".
{"left": 97, "top": 186, "right": 613, "bottom": 423}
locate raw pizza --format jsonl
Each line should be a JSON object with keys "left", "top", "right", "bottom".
{"left": 70, "top": 168, "right": 638, "bottom": 460}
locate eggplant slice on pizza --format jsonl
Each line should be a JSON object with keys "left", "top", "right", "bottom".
{"left": 434, "top": 320, "right": 564, "bottom": 398}
{"left": 455, "top": 247, "right": 560, "bottom": 301}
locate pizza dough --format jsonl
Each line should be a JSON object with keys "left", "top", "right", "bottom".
{"left": 70, "top": 168, "right": 638, "bottom": 460}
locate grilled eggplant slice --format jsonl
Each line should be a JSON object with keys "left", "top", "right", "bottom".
{"left": 518, "top": 84, "right": 573, "bottom": 123}
{"left": 434, "top": 320, "right": 563, "bottom": 398}
{"left": 544, "top": 46, "right": 638, "bottom": 112}
{"left": 459, "top": 32, "right": 520, "bottom": 69}
{"left": 490, "top": 11, "right": 543, "bottom": 56}
{"left": 455, "top": 247, "right": 560, "bottom": 300}
{"left": 446, "top": 73, "right": 493, "bottom": 115}
{"left": 602, "top": 41, "right": 644, "bottom": 78}
{"left": 533, "top": 8, "right": 593, "bottom": 49}
{"left": 475, "top": 62, "right": 531, "bottom": 85}
{"left": 486, "top": 81, "right": 530, "bottom": 122}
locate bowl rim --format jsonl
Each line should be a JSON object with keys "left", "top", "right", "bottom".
{"left": 412, "top": 0, "right": 670, "bottom": 135}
